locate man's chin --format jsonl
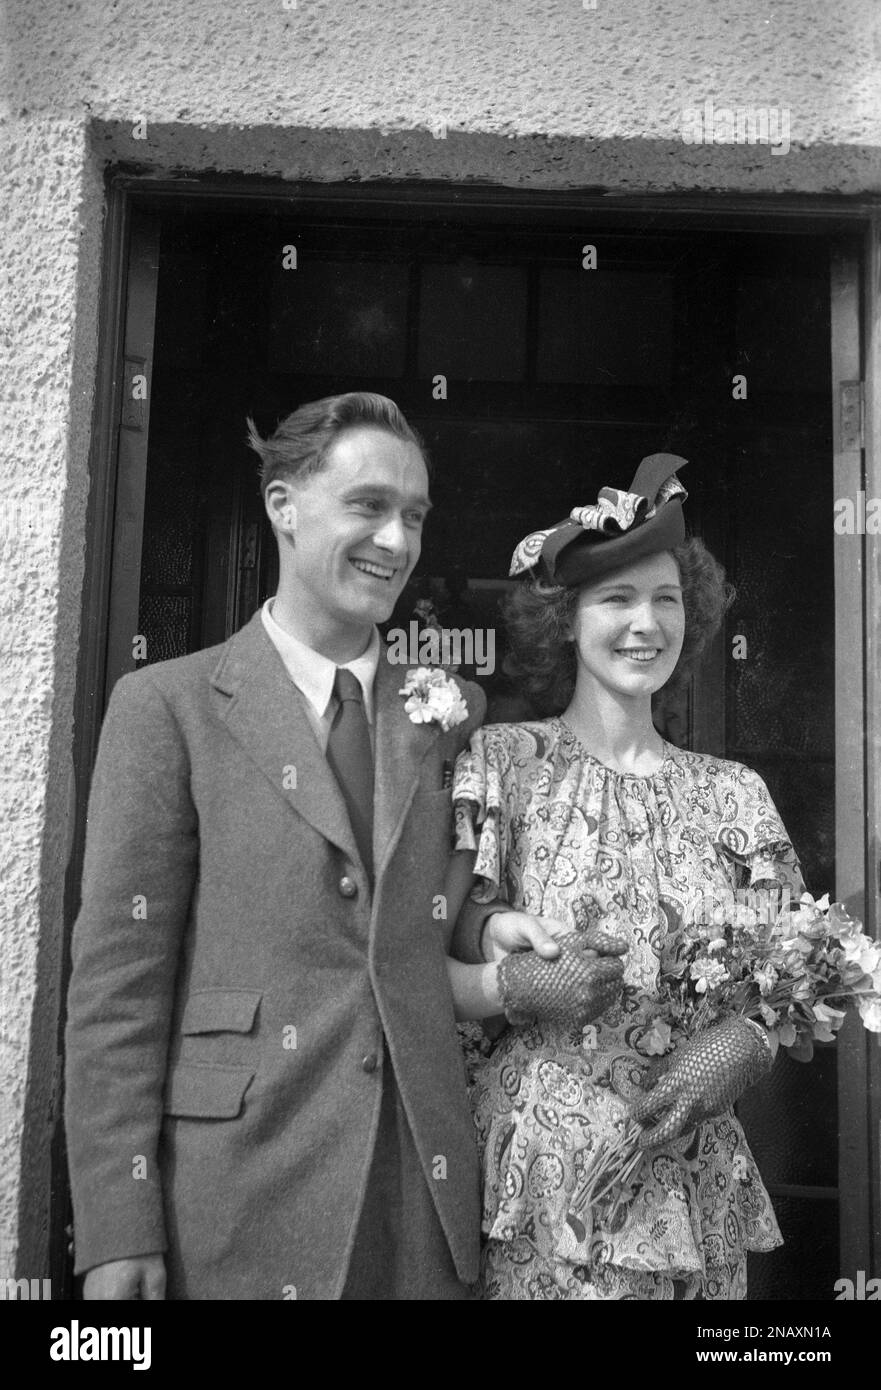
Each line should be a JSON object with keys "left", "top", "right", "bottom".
{"left": 346, "top": 594, "right": 400, "bottom": 627}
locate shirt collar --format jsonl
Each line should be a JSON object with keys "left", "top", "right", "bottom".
{"left": 261, "top": 599, "right": 380, "bottom": 724}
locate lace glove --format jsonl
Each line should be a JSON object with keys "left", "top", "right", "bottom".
{"left": 632, "top": 1015, "right": 772, "bottom": 1148}
{"left": 496, "top": 927, "right": 627, "bottom": 1029}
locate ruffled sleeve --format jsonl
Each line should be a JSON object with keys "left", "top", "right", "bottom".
{"left": 451, "top": 726, "right": 511, "bottom": 903}
{"left": 715, "top": 765, "right": 806, "bottom": 895}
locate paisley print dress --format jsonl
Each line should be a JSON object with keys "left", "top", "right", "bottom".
{"left": 452, "top": 718, "right": 805, "bottom": 1301}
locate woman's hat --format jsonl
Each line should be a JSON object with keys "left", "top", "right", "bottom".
{"left": 509, "top": 454, "right": 688, "bottom": 587}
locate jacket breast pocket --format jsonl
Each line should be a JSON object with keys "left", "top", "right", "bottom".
{"left": 164, "top": 988, "right": 262, "bottom": 1119}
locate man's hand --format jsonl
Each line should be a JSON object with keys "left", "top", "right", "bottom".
{"left": 83, "top": 1255, "right": 166, "bottom": 1300}
{"left": 496, "top": 931, "right": 627, "bottom": 1029}
{"left": 484, "top": 909, "right": 569, "bottom": 961}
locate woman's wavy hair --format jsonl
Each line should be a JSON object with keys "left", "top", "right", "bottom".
{"left": 502, "top": 537, "right": 734, "bottom": 716}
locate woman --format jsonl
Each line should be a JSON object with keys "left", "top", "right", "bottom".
{"left": 443, "top": 453, "right": 805, "bottom": 1300}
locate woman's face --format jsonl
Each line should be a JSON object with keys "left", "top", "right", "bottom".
{"left": 569, "top": 551, "right": 685, "bottom": 701}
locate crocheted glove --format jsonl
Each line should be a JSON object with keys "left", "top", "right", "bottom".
{"left": 497, "top": 927, "right": 627, "bottom": 1029}
{"left": 632, "top": 1015, "right": 772, "bottom": 1148}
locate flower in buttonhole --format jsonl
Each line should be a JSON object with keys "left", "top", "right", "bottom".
{"left": 690, "top": 956, "right": 730, "bottom": 994}
{"left": 399, "top": 667, "right": 468, "bottom": 732}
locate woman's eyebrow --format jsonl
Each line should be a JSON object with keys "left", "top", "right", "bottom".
{"left": 593, "top": 581, "right": 682, "bottom": 593}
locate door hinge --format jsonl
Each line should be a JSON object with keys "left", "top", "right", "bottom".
{"left": 840, "top": 380, "right": 864, "bottom": 452}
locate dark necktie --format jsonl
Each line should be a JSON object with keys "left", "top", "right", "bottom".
{"left": 326, "top": 668, "right": 374, "bottom": 879}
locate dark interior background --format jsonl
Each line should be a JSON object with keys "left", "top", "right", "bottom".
{"left": 138, "top": 201, "right": 836, "bottom": 1298}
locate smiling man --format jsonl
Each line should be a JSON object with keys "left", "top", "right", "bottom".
{"left": 64, "top": 393, "right": 489, "bottom": 1300}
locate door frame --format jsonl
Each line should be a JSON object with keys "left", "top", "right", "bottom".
{"left": 57, "top": 172, "right": 881, "bottom": 1294}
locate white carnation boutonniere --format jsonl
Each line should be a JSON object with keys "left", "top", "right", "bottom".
{"left": 399, "top": 667, "right": 469, "bottom": 732}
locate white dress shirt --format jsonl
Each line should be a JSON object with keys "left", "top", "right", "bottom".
{"left": 261, "top": 599, "right": 380, "bottom": 754}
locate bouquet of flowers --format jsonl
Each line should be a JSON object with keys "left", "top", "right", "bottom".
{"left": 569, "top": 891, "right": 881, "bottom": 1225}
{"left": 653, "top": 890, "right": 881, "bottom": 1057}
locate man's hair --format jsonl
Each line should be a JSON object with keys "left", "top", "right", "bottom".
{"left": 246, "top": 392, "right": 427, "bottom": 497}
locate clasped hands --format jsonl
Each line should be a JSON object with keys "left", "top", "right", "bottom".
{"left": 487, "top": 909, "right": 628, "bottom": 1029}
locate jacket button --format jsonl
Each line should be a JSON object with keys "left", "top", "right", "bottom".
{"left": 361, "top": 1053, "right": 378, "bottom": 1073}
{"left": 338, "top": 876, "right": 357, "bottom": 898}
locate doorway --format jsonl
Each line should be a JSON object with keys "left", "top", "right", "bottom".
{"left": 60, "top": 181, "right": 878, "bottom": 1299}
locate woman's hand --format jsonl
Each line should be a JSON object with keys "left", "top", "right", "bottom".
{"left": 632, "top": 1015, "right": 773, "bottom": 1147}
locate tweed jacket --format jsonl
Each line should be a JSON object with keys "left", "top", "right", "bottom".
{"left": 65, "top": 611, "right": 486, "bottom": 1299}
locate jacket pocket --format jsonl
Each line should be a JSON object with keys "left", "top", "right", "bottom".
{"left": 180, "top": 988, "right": 262, "bottom": 1035}
{"left": 164, "top": 1061, "right": 255, "bottom": 1118}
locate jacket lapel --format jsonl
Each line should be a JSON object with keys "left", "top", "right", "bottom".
{"left": 211, "top": 612, "right": 359, "bottom": 867}
{"left": 373, "top": 652, "right": 441, "bottom": 879}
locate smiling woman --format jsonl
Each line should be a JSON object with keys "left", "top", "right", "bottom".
{"left": 445, "top": 456, "right": 803, "bottom": 1300}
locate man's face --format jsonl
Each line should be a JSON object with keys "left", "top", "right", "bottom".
{"left": 282, "top": 426, "right": 431, "bottom": 636}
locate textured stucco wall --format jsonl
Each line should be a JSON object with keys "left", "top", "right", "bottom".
{"left": 1, "top": 0, "right": 880, "bottom": 1281}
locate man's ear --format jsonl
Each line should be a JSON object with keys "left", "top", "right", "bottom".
{"left": 265, "top": 481, "right": 297, "bottom": 535}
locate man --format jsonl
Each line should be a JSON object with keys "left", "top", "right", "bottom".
{"left": 65, "top": 391, "right": 617, "bottom": 1300}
